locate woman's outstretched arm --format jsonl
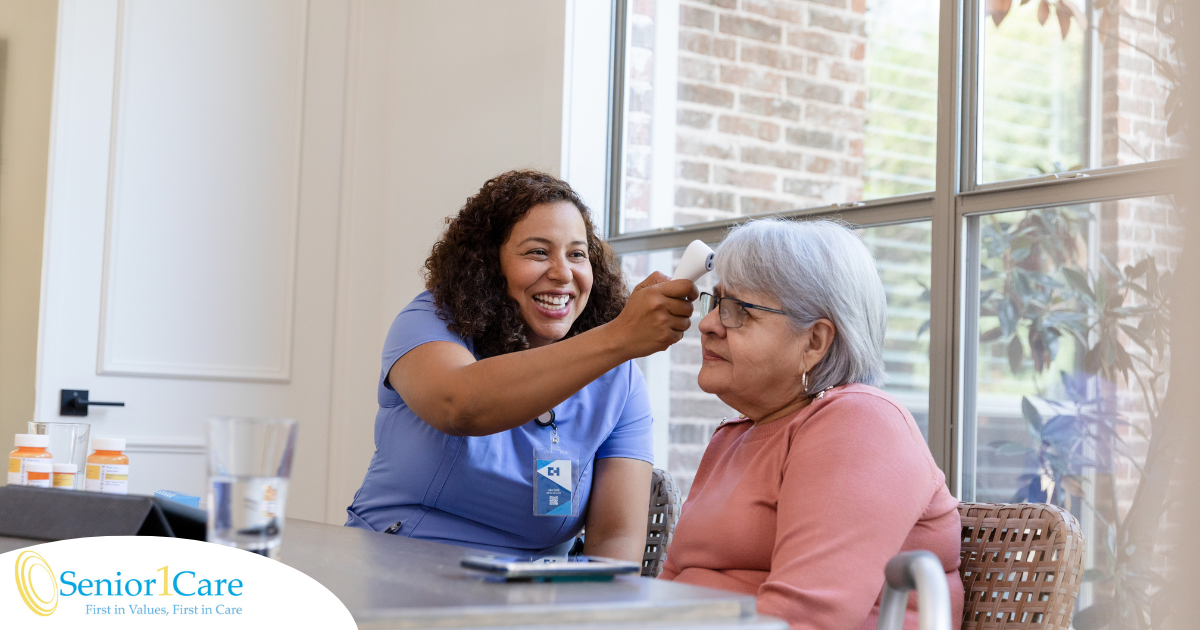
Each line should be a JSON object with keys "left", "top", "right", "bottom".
{"left": 390, "top": 273, "right": 697, "bottom": 436}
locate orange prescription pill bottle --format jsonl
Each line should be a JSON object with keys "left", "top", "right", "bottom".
{"left": 86, "top": 438, "right": 129, "bottom": 494}
{"left": 25, "top": 461, "right": 52, "bottom": 488}
{"left": 53, "top": 463, "right": 78, "bottom": 489}
{"left": 9, "top": 434, "right": 53, "bottom": 485}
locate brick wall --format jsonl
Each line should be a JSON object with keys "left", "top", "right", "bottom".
{"left": 1101, "top": 0, "right": 1186, "bottom": 167}
{"left": 624, "top": 0, "right": 869, "bottom": 233}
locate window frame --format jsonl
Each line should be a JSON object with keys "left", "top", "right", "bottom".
{"left": 602, "top": 0, "right": 1183, "bottom": 497}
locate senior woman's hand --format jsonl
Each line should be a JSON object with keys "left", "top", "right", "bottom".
{"left": 608, "top": 272, "right": 699, "bottom": 358}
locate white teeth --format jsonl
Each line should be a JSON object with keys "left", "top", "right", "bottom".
{"left": 534, "top": 294, "right": 570, "bottom": 308}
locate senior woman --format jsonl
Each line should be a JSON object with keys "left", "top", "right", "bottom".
{"left": 658, "top": 219, "right": 963, "bottom": 630}
{"left": 346, "top": 170, "right": 697, "bottom": 562}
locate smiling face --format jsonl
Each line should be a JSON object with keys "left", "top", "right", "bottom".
{"left": 499, "top": 201, "right": 594, "bottom": 348}
{"left": 697, "top": 285, "right": 809, "bottom": 421}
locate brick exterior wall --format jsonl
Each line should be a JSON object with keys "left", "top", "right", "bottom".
{"left": 1101, "top": 0, "right": 1186, "bottom": 167}
{"left": 624, "top": 0, "right": 869, "bottom": 233}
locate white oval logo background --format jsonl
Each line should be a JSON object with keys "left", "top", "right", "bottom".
{"left": 1, "top": 537, "right": 354, "bottom": 628}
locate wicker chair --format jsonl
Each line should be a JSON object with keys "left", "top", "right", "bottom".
{"left": 642, "top": 468, "right": 682, "bottom": 577}
{"left": 957, "top": 502, "right": 1085, "bottom": 630}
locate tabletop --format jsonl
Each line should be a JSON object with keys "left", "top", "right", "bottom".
{"left": 0, "top": 517, "right": 787, "bottom": 630}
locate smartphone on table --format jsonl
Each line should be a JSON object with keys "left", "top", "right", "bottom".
{"left": 460, "top": 555, "right": 640, "bottom": 580}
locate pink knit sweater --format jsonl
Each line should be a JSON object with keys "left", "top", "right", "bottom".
{"left": 659, "top": 384, "right": 963, "bottom": 630}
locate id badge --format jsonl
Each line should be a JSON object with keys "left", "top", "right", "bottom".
{"left": 533, "top": 447, "right": 577, "bottom": 517}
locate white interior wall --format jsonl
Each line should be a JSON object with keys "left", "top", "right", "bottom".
{"left": 324, "top": 0, "right": 584, "bottom": 521}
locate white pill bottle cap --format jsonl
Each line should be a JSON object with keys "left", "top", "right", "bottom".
{"left": 92, "top": 437, "right": 126, "bottom": 451}
{"left": 14, "top": 434, "right": 50, "bottom": 448}
{"left": 54, "top": 463, "right": 78, "bottom": 473}
{"left": 25, "top": 461, "right": 53, "bottom": 473}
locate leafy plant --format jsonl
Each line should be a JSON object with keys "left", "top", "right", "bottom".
{"left": 980, "top": 207, "right": 1175, "bottom": 630}
{"left": 987, "top": 0, "right": 1087, "bottom": 38}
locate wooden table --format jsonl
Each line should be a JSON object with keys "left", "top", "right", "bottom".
{"left": 0, "top": 518, "right": 786, "bottom": 630}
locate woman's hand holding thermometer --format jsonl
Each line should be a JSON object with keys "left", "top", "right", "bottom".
{"left": 607, "top": 241, "right": 712, "bottom": 359}
{"left": 671, "top": 240, "right": 715, "bottom": 282}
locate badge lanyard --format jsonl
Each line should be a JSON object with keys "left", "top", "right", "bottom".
{"left": 533, "top": 409, "right": 577, "bottom": 517}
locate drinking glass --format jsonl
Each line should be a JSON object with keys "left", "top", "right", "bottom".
{"left": 205, "top": 417, "right": 297, "bottom": 559}
{"left": 27, "top": 422, "right": 91, "bottom": 490}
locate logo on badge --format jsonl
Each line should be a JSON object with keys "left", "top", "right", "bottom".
{"left": 15, "top": 550, "right": 59, "bottom": 616}
{"left": 537, "top": 459, "right": 571, "bottom": 491}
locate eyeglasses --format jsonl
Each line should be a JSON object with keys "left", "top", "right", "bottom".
{"left": 697, "top": 292, "right": 787, "bottom": 329}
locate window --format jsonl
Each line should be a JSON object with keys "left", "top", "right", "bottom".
{"left": 863, "top": 222, "right": 933, "bottom": 441}
{"left": 606, "top": 0, "right": 1184, "bottom": 617}
{"left": 960, "top": 196, "right": 1182, "bottom": 617}
{"left": 963, "top": 197, "right": 1184, "bottom": 502}
{"left": 614, "top": 0, "right": 940, "bottom": 234}
{"left": 978, "top": 0, "right": 1185, "bottom": 183}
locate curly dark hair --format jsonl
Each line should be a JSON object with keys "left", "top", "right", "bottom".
{"left": 423, "top": 170, "right": 627, "bottom": 358}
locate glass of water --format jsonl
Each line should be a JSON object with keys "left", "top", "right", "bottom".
{"left": 28, "top": 422, "right": 91, "bottom": 490}
{"left": 205, "top": 417, "right": 297, "bottom": 559}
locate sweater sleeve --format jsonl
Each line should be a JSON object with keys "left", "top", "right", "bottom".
{"left": 756, "top": 393, "right": 935, "bottom": 630}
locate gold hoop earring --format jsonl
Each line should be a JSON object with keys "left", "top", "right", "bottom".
{"left": 801, "top": 371, "right": 809, "bottom": 394}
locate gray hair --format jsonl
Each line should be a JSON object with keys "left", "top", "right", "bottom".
{"left": 714, "top": 217, "right": 888, "bottom": 392}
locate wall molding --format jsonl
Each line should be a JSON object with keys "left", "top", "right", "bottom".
{"left": 124, "top": 436, "right": 205, "bottom": 456}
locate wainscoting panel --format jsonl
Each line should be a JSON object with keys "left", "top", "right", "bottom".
{"left": 98, "top": 0, "right": 309, "bottom": 382}
{"left": 125, "top": 437, "right": 206, "bottom": 497}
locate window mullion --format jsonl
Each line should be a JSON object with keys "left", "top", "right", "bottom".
{"left": 958, "top": 0, "right": 982, "bottom": 193}
{"left": 956, "top": 160, "right": 1185, "bottom": 217}
{"left": 957, "top": 216, "right": 982, "bottom": 501}
{"left": 604, "top": 0, "right": 628, "bottom": 240}
{"left": 928, "top": 0, "right": 967, "bottom": 491}
{"left": 1084, "top": 0, "right": 1102, "bottom": 170}
{"left": 606, "top": 195, "right": 936, "bottom": 255}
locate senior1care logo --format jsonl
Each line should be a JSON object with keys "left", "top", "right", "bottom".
{"left": 1, "top": 537, "right": 353, "bottom": 629}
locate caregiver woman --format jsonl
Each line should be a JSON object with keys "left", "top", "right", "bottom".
{"left": 346, "top": 170, "right": 696, "bottom": 561}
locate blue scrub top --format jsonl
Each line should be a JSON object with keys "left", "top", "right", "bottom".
{"left": 345, "top": 291, "right": 655, "bottom": 555}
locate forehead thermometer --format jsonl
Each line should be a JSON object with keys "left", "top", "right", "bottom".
{"left": 671, "top": 240, "right": 715, "bottom": 282}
